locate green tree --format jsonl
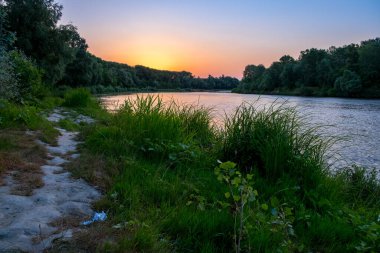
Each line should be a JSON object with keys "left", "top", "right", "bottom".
{"left": 4, "top": 0, "right": 85, "bottom": 85}
{"left": 358, "top": 38, "right": 380, "bottom": 88}
{"left": 334, "top": 70, "right": 362, "bottom": 97}
{"left": 298, "top": 48, "right": 328, "bottom": 87}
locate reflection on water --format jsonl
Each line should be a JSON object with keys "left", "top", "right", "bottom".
{"left": 102, "top": 92, "right": 380, "bottom": 170}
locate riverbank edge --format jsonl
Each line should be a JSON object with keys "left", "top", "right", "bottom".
{"left": 232, "top": 86, "right": 380, "bottom": 99}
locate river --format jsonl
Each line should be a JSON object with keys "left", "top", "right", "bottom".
{"left": 102, "top": 92, "right": 380, "bottom": 171}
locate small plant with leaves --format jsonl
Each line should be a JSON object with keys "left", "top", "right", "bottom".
{"left": 215, "top": 161, "right": 258, "bottom": 253}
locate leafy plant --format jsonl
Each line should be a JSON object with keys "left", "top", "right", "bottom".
{"left": 215, "top": 161, "right": 258, "bottom": 253}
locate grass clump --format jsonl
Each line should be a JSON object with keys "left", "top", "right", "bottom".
{"left": 87, "top": 95, "right": 213, "bottom": 164}
{"left": 63, "top": 88, "right": 93, "bottom": 108}
{"left": 221, "top": 101, "right": 331, "bottom": 187}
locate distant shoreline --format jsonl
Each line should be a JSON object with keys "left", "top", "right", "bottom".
{"left": 232, "top": 88, "right": 380, "bottom": 100}
{"left": 95, "top": 88, "right": 232, "bottom": 97}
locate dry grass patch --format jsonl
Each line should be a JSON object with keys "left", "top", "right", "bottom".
{"left": 65, "top": 151, "right": 116, "bottom": 191}
{"left": 0, "top": 130, "right": 47, "bottom": 195}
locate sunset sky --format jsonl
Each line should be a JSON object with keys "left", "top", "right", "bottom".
{"left": 58, "top": 0, "right": 380, "bottom": 78}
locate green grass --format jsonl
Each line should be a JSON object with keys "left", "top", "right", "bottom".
{"left": 57, "top": 118, "right": 79, "bottom": 131}
{"left": 57, "top": 95, "right": 379, "bottom": 252}
{"left": 63, "top": 88, "right": 93, "bottom": 108}
{"left": 0, "top": 99, "right": 58, "bottom": 144}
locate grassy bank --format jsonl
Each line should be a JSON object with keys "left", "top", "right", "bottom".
{"left": 1, "top": 89, "right": 378, "bottom": 252}
{"left": 57, "top": 89, "right": 379, "bottom": 253}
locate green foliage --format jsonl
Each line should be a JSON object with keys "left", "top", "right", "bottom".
{"left": 62, "top": 88, "right": 93, "bottom": 108}
{"left": 338, "top": 165, "right": 380, "bottom": 208}
{"left": 215, "top": 161, "right": 259, "bottom": 253}
{"left": 334, "top": 70, "right": 362, "bottom": 96}
{"left": 237, "top": 38, "right": 380, "bottom": 98}
{"left": 358, "top": 38, "right": 380, "bottom": 88}
{"left": 87, "top": 95, "right": 214, "bottom": 163}
{"left": 0, "top": 99, "right": 58, "bottom": 143}
{"left": 10, "top": 50, "right": 49, "bottom": 101}
{"left": 57, "top": 118, "right": 79, "bottom": 131}
{"left": 220, "top": 101, "right": 330, "bottom": 191}
{"left": 0, "top": 49, "right": 19, "bottom": 101}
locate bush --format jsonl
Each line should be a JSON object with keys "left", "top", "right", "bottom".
{"left": 10, "top": 50, "right": 48, "bottom": 100}
{"left": 0, "top": 49, "right": 19, "bottom": 101}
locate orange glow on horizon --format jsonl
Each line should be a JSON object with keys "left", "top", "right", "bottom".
{"left": 85, "top": 32, "right": 300, "bottom": 79}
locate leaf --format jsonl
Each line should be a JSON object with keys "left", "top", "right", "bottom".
{"left": 186, "top": 201, "right": 193, "bottom": 206}
{"left": 270, "top": 196, "right": 280, "bottom": 208}
{"left": 284, "top": 207, "right": 293, "bottom": 216}
{"left": 169, "top": 154, "right": 177, "bottom": 161}
{"left": 232, "top": 177, "right": 241, "bottom": 186}
{"left": 246, "top": 174, "right": 253, "bottom": 180}
{"left": 233, "top": 195, "right": 241, "bottom": 201}
{"left": 220, "top": 161, "right": 236, "bottom": 170}
{"left": 224, "top": 192, "right": 231, "bottom": 199}
{"left": 261, "top": 203, "right": 269, "bottom": 211}
{"left": 253, "top": 190, "right": 258, "bottom": 197}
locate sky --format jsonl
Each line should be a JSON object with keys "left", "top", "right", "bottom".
{"left": 58, "top": 0, "right": 380, "bottom": 78}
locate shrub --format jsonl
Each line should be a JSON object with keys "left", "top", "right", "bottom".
{"left": 10, "top": 50, "right": 48, "bottom": 100}
{"left": 0, "top": 49, "right": 19, "bottom": 101}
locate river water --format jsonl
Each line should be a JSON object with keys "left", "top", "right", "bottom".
{"left": 102, "top": 92, "right": 380, "bottom": 171}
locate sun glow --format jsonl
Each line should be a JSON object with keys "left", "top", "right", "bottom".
{"left": 135, "top": 49, "right": 176, "bottom": 70}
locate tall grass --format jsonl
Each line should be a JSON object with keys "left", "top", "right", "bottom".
{"left": 62, "top": 87, "right": 93, "bottom": 108}
{"left": 87, "top": 95, "right": 214, "bottom": 163}
{"left": 220, "top": 101, "right": 334, "bottom": 189}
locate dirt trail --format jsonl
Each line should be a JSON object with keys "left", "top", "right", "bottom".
{"left": 0, "top": 109, "right": 101, "bottom": 252}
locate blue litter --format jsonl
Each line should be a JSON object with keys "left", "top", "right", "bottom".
{"left": 81, "top": 211, "right": 107, "bottom": 225}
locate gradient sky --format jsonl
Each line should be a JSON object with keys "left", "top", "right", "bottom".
{"left": 58, "top": 0, "right": 380, "bottom": 78}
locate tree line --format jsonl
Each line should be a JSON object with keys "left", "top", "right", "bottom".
{"left": 0, "top": 0, "right": 238, "bottom": 102}
{"left": 235, "top": 39, "right": 380, "bottom": 98}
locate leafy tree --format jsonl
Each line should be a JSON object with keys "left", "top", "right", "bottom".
{"left": 4, "top": 0, "right": 84, "bottom": 84}
{"left": 10, "top": 50, "right": 45, "bottom": 100}
{"left": 298, "top": 48, "right": 328, "bottom": 87}
{"left": 242, "top": 64, "right": 266, "bottom": 84}
{"left": 358, "top": 39, "right": 380, "bottom": 88}
{"left": 238, "top": 38, "right": 380, "bottom": 97}
{"left": 334, "top": 70, "right": 362, "bottom": 97}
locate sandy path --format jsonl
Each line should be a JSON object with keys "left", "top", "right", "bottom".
{"left": 0, "top": 109, "right": 101, "bottom": 252}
